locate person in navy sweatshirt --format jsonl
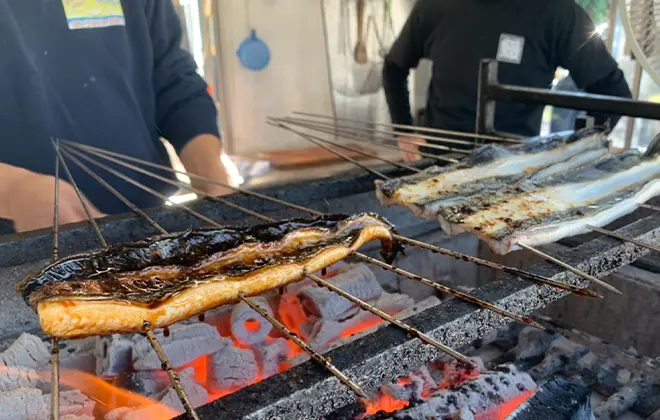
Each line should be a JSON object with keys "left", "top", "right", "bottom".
{"left": 383, "top": 0, "right": 632, "bottom": 161}
{"left": 0, "top": 0, "right": 232, "bottom": 233}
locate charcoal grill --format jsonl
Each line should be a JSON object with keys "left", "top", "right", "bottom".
{"left": 0, "top": 66, "right": 659, "bottom": 419}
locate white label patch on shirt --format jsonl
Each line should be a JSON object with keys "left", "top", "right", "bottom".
{"left": 496, "top": 33, "right": 525, "bottom": 64}
{"left": 62, "top": 0, "right": 125, "bottom": 30}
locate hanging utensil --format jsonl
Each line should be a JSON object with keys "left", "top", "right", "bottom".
{"left": 236, "top": 0, "right": 271, "bottom": 71}
{"left": 354, "top": 0, "right": 368, "bottom": 64}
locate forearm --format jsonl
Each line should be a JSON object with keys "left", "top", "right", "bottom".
{"left": 179, "top": 134, "right": 231, "bottom": 194}
{"left": 0, "top": 163, "right": 32, "bottom": 218}
{"left": 583, "top": 69, "right": 632, "bottom": 128}
{"left": 382, "top": 58, "right": 415, "bottom": 133}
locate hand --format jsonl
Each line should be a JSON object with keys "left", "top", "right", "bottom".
{"left": 1, "top": 168, "right": 105, "bottom": 233}
{"left": 180, "top": 134, "right": 236, "bottom": 198}
{"left": 397, "top": 136, "right": 426, "bottom": 162}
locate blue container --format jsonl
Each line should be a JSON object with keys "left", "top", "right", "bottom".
{"left": 236, "top": 29, "right": 271, "bottom": 71}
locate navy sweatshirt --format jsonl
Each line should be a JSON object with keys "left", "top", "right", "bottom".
{"left": 383, "top": 0, "right": 632, "bottom": 146}
{"left": 0, "top": 0, "right": 220, "bottom": 214}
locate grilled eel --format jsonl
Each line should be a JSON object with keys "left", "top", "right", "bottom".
{"left": 18, "top": 213, "right": 401, "bottom": 339}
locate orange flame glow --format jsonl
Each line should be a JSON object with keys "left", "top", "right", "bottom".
{"left": 481, "top": 390, "right": 536, "bottom": 419}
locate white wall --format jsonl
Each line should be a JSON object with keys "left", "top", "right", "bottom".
{"left": 214, "top": 0, "right": 335, "bottom": 155}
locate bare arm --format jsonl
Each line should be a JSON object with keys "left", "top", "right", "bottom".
{"left": 0, "top": 163, "right": 104, "bottom": 232}
{"left": 179, "top": 134, "right": 233, "bottom": 197}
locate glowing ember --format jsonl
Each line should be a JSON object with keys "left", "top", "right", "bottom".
{"left": 363, "top": 392, "right": 409, "bottom": 416}
{"left": 482, "top": 390, "right": 536, "bottom": 419}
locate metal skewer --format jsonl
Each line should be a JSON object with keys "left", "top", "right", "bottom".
{"left": 59, "top": 149, "right": 370, "bottom": 399}
{"left": 60, "top": 140, "right": 603, "bottom": 298}
{"left": 267, "top": 125, "right": 621, "bottom": 295}
{"left": 516, "top": 243, "right": 622, "bottom": 294}
{"left": 587, "top": 225, "right": 660, "bottom": 254}
{"left": 60, "top": 144, "right": 479, "bottom": 366}
{"left": 273, "top": 116, "right": 468, "bottom": 157}
{"left": 50, "top": 142, "right": 60, "bottom": 420}
{"left": 393, "top": 236, "right": 602, "bottom": 298}
{"left": 238, "top": 293, "right": 369, "bottom": 398}
{"left": 266, "top": 119, "right": 424, "bottom": 172}
{"left": 52, "top": 146, "right": 200, "bottom": 419}
{"left": 266, "top": 121, "right": 393, "bottom": 179}
{"left": 640, "top": 203, "right": 660, "bottom": 212}
{"left": 61, "top": 143, "right": 547, "bottom": 329}
{"left": 291, "top": 111, "right": 522, "bottom": 143}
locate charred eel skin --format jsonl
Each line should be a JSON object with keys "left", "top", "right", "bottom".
{"left": 18, "top": 213, "right": 402, "bottom": 309}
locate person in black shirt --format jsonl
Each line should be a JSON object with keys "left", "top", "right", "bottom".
{"left": 383, "top": 0, "right": 632, "bottom": 161}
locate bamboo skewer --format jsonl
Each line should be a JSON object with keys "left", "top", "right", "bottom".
{"left": 291, "top": 111, "right": 522, "bottom": 143}
{"left": 267, "top": 125, "right": 621, "bottom": 295}
{"left": 266, "top": 119, "right": 424, "bottom": 172}
{"left": 60, "top": 143, "right": 548, "bottom": 329}
{"left": 59, "top": 145, "right": 484, "bottom": 365}
{"left": 239, "top": 293, "right": 369, "bottom": 397}
{"left": 516, "top": 243, "right": 622, "bottom": 294}
{"left": 587, "top": 225, "right": 660, "bottom": 254}
{"left": 641, "top": 203, "right": 660, "bottom": 212}
{"left": 274, "top": 116, "right": 468, "bottom": 157}
{"left": 50, "top": 143, "right": 60, "bottom": 420}
{"left": 60, "top": 140, "right": 604, "bottom": 298}
{"left": 52, "top": 145, "right": 200, "bottom": 419}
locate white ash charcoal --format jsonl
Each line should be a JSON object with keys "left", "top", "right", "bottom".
{"left": 0, "top": 388, "right": 94, "bottom": 420}
{"left": 61, "top": 416, "right": 94, "bottom": 420}
{"left": 0, "top": 362, "right": 39, "bottom": 392}
{"left": 60, "top": 338, "right": 96, "bottom": 374}
{"left": 299, "top": 263, "right": 383, "bottom": 320}
{"left": 231, "top": 296, "right": 273, "bottom": 345}
{"left": 95, "top": 335, "right": 136, "bottom": 377}
{"left": 133, "top": 323, "right": 229, "bottom": 370}
{"left": 208, "top": 342, "right": 258, "bottom": 391}
{"left": 507, "top": 327, "right": 559, "bottom": 361}
{"left": 528, "top": 336, "right": 589, "bottom": 381}
{"left": 159, "top": 368, "right": 208, "bottom": 413}
{"left": 593, "top": 376, "right": 651, "bottom": 420}
{"left": 390, "top": 365, "right": 536, "bottom": 419}
{"left": 255, "top": 338, "right": 289, "bottom": 379}
{"left": 0, "top": 333, "right": 50, "bottom": 370}
{"left": 203, "top": 304, "right": 233, "bottom": 333}
{"left": 308, "top": 292, "right": 414, "bottom": 349}
{"left": 381, "top": 374, "right": 426, "bottom": 401}
{"left": 390, "top": 295, "right": 440, "bottom": 321}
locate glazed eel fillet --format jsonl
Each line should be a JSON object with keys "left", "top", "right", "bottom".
{"left": 447, "top": 142, "right": 660, "bottom": 255}
{"left": 17, "top": 213, "right": 399, "bottom": 339}
{"left": 375, "top": 128, "right": 610, "bottom": 219}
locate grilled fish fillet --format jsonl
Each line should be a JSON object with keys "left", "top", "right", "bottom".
{"left": 452, "top": 147, "right": 660, "bottom": 254}
{"left": 375, "top": 129, "right": 610, "bottom": 219}
{"left": 18, "top": 213, "right": 400, "bottom": 339}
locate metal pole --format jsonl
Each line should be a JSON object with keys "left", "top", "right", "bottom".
{"left": 624, "top": 61, "right": 644, "bottom": 149}
{"left": 476, "top": 59, "right": 498, "bottom": 136}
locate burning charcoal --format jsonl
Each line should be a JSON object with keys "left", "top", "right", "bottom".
{"left": 299, "top": 263, "right": 383, "bottom": 320}
{"left": 593, "top": 376, "right": 651, "bottom": 420}
{"left": 528, "top": 336, "right": 589, "bottom": 381}
{"left": 381, "top": 375, "right": 426, "bottom": 401}
{"left": 203, "top": 304, "right": 233, "bottom": 333}
{"left": 133, "top": 323, "right": 229, "bottom": 370}
{"left": 0, "top": 333, "right": 50, "bottom": 370}
{"left": 208, "top": 342, "right": 258, "bottom": 391}
{"left": 254, "top": 338, "right": 289, "bottom": 379}
{"left": 159, "top": 368, "right": 208, "bottom": 412}
{"left": 113, "top": 370, "right": 170, "bottom": 397}
{"left": 388, "top": 365, "right": 536, "bottom": 419}
{"left": 507, "top": 377, "right": 592, "bottom": 420}
{"left": 0, "top": 362, "right": 39, "bottom": 392}
{"left": 444, "top": 409, "right": 476, "bottom": 420}
{"left": 231, "top": 296, "right": 274, "bottom": 345}
{"left": 507, "top": 327, "right": 559, "bottom": 361}
{"left": 0, "top": 388, "right": 94, "bottom": 420}
{"left": 308, "top": 292, "right": 414, "bottom": 349}
{"left": 95, "top": 335, "right": 136, "bottom": 377}
{"left": 60, "top": 338, "right": 96, "bottom": 374}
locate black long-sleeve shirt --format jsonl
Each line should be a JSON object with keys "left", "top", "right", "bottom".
{"left": 0, "top": 0, "right": 220, "bottom": 214}
{"left": 383, "top": 0, "right": 632, "bottom": 141}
